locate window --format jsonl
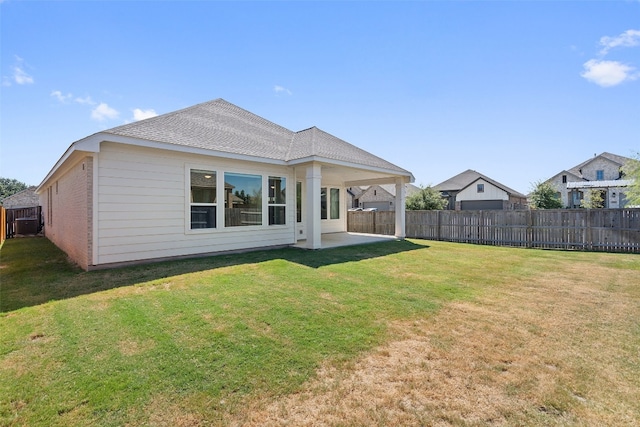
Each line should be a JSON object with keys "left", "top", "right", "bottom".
{"left": 268, "top": 176, "right": 286, "bottom": 225}
{"left": 296, "top": 181, "right": 302, "bottom": 223}
{"left": 321, "top": 187, "right": 328, "bottom": 220}
{"left": 330, "top": 188, "right": 340, "bottom": 219}
{"left": 224, "top": 172, "right": 262, "bottom": 227}
{"left": 190, "top": 169, "right": 217, "bottom": 229}
{"left": 596, "top": 170, "right": 604, "bottom": 181}
{"left": 47, "top": 186, "right": 53, "bottom": 226}
{"left": 562, "top": 175, "right": 567, "bottom": 183}
{"left": 477, "top": 183, "right": 484, "bottom": 193}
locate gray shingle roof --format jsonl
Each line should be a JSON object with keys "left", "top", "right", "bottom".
{"left": 104, "top": 99, "right": 411, "bottom": 176}
{"left": 106, "top": 99, "right": 294, "bottom": 161}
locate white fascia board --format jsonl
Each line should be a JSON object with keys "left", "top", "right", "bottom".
{"left": 287, "top": 155, "right": 414, "bottom": 182}
{"left": 345, "top": 177, "right": 404, "bottom": 187}
{"left": 35, "top": 134, "right": 102, "bottom": 193}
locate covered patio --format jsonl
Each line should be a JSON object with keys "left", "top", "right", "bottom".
{"left": 292, "top": 231, "right": 399, "bottom": 250}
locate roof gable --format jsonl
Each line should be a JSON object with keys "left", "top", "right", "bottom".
{"left": 289, "top": 127, "right": 408, "bottom": 172}
{"left": 434, "top": 169, "right": 525, "bottom": 198}
{"left": 568, "top": 152, "right": 632, "bottom": 176}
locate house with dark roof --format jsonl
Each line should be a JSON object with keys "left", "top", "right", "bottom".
{"left": 433, "top": 170, "right": 527, "bottom": 210}
{"left": 544, "top": 152, "right": 634, "bottom": 208}
{"left": 35, "top": 99, "right": 413, "bottom": 270}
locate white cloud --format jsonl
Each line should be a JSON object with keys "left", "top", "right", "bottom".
{"left": 132, "top": 108, "right": 158, "bottom": 121}
{"left": 13, "top": 66, "right": 34, "bottom": 85}
{"left": 51, "top": 90, "right": 73, "bottom": 103}
{"left": 581, "top": 59, "right": 639, "bottom": 87}
{"left": 5, "top": 56, "right": 34, "bottom": 85}
{"left": 274, "top": 85, "right": 292, "bottom": 95}
{"left": 599, "top": 29, "right": 640, "bottom": 55}
{"left": 91, "top": 103, "right": 120, "bottom": 121}
{"left": 75, "top": 96, "right": 95, "bottom": 105}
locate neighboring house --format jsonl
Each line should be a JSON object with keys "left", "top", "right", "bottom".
{"left": 347, "top": 183, "right": 420, "bottom": 211}
{"left": 1, "top": 187, "right": 41, "bottom": 237}
{"left": 544, "top": 152, "right": 633, "bottom": 209}
{"left": 433, "top": 170, "right": 527, "bottom": 210}
{"left": 35, "top": 99, "right": 413, "bottom": 270}
{"left": 1, "top": 186, "right": 39, "bottom": 209}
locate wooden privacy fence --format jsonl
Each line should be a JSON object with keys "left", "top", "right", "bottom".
{"left": 3, "top": 206, "right": 43, "bottom": 239}
{"left": 348, "top": 209, "right": 640, "bottom": 253}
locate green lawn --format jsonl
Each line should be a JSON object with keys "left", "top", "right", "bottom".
{"left": 0, "top": 237, "right": 638, "bottom": 426}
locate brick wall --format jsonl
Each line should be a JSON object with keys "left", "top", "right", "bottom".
{"left": 40, "top": 156, "right": 92, "bottom": 269}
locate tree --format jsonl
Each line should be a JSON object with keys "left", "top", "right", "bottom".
{"left": 0, "top": 177, "right": 28, "bottom": 201}
{"left": 580, "top": 189, "right": 605, "bottom": 209}
{"left": 622, "top": 151, "right": 640, "bottom": 206}
{"left": 529, "top": 180, "right": 563, "bottom": 209}
{"left": 406, "top": 185, "right": 448, "bottom": 210}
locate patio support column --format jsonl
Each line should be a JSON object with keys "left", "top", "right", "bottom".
{"left": 394, "top": 177, "right": 406, "bottom": 239}
{"left": 305, "top": 162, "right": 322, "bottom": 249}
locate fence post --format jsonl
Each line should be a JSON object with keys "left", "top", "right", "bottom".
{"left": 372, "top": 211, "right": 377, "bottom": 234}
{"left": 436, "top": 210, "right": 441, "bottom": 241}
{"left": 526, "top": 209, "right": 533, "bottom": 248}
{"left": 586, "top": 209, "right": 592, "bottom": 251}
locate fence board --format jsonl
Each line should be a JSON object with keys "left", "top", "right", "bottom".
{"left": 348, "top": 209, "right": 640, "bottom": 254}
{"left": 0, "top": 207, "right": 5, "bottom": 244}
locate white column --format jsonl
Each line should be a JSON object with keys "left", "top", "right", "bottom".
{"left": 395, "top": 177, "right": 406, "bottom": 239}
{"left": 305, "top": 163, "right": 322, "bottom": 249}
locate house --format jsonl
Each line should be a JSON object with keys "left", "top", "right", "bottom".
{"left": 347, "top": 183, "right": 421, "bottom": 211}
{"left": 433, "top": 169, "right": 527, "bottom": 210}
{"left": 35, "top": 99, "right": 414, "bottom": 270}
{"left": 544, "top": 152, "right": 634, "bottom": 208}
{"left": 1, "top": 186, "right": 39, "bottom": 209}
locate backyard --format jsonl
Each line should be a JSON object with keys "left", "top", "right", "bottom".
{"left": 0, "top": 237, "right": 638, "bottom": 426}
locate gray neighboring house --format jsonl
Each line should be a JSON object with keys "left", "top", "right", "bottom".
{"left": 544, "top": 152, "right": 634, "bottom": 208}
{"left": 434, "top": 169, "right": 527, "bottom": 210}
{"left": 347, "top": 183, "right": 421, "bottom": 211}
{"left": 35, "top": 99, "right": 414, "bottom": 270}
{"left": 1, "top": 186, "right": 39, "bottom": 209}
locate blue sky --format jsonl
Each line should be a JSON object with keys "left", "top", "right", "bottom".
{"left": 1, "top": 1, "right": 639, "bottom": 194}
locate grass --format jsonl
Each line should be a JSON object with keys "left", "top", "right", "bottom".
{"left": 1, "top": 237, "right": 639, "bottom": 426}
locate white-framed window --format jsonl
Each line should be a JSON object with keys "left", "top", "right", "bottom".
{"left": 296, "top": 181, "right": 302, "bottom": 223}
{"left": 268, "top": 176, "right": 286, "bottom": 225}
{"left": 321, "top": 187, "right": 328, "bottom": 220}
{"left": 330, "top": 188, "right": 340, "bottom": 219}
{"left": 477, "top": 183, "right": 484, "bottom": 193}
{"left": 321, "top": 187, "right": 340, "bottom": 220}
{"left": 190, "top": 169, "right": 217, "bottom": 229}
{"left": 224, "top": 172, "right": 262, "bottom": 227}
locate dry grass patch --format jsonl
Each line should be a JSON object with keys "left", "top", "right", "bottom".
{"left": 233, "top": 261, "right": 639, "bottom": 426}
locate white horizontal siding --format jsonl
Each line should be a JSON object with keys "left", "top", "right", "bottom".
{"left": 457, "top": 179, "right": 508, "bottom": 201}
{"left": 95, "top": 142, "right": 295, "bottom": 266}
